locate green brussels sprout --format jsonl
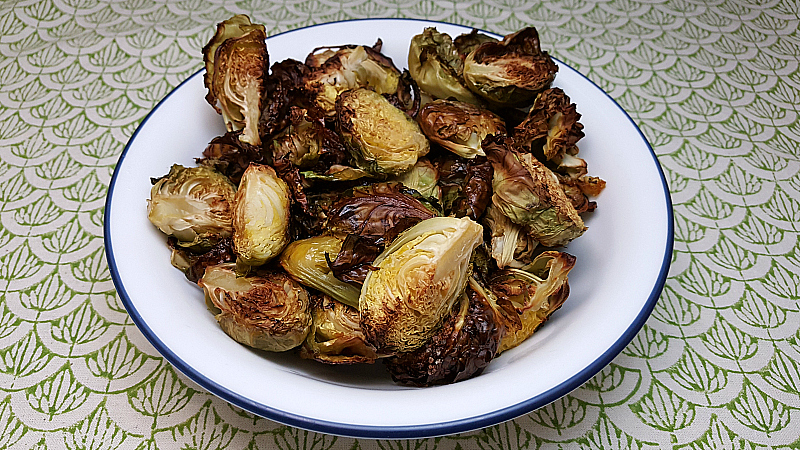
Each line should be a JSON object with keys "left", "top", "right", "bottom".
{"left": 300, "top": 295, "right": 380, "bottom": 364}
{"left": 408, "top": 28, "right": 483, "bottom": 105}
{"left": 202, "top": 15, "right": 268, "bottom": 146}
{"left": 484, "top": 204, "right": 538, "bottom": 269}
{"left": 486, "top": 136, "right": 585, "bottom": 247}
{"left": 301, "top": 165, "right": 371, "bottom": 182}
{"left": 279, "top": 235, "right": 361, "bottom": 309}
{"left": 147, "top": 164, "right": 237, "bottom": 249}
{"left": 417, "top": 99, "right": 506, "bottom": 159}
{"left": 384, "top": 277, "right": 507, "bottom": 386}
{"left": 336, "top": 88, "right": 429, "bottom": 176}
{"left": 199, "top": 263, "right": 311, "bottom": 352}
{"left": 390, "top": 158, "right": 441, "bottom": 200}
{"left": 232, "top": 164, "right": 291, "bottom": 266}
{"left": 462, "top": 27, "right": 557, "bottom": 107}
{"left": 360, "top": 216, "right": 484, "bottom": 353}
{"left": 305, "top": 44, "right": 402, "bottom": 116}
{"left": 489, "top": 251, "right": 575, "bottom": 353}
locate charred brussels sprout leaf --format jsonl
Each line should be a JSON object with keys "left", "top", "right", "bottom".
{"left": 453, "top": 29, "right": 498, "bottom": 60}
{"left": 199, "top": 263, "right": 311, "bottom": 352}
{"left": 486, "top": 136, "right": 585, "bottom": 247}
{"left": 147, "top": 164, "right": 236, "bottom": 249}
{"left": 301, "top": 295, "right": 380, "bottom": 364}
{"left": 199, "top": 131, "right": 266, "bottom": 185}
{"left": 408, "top": 28, "right": 482, "bottom": 105}
{"left": 326, "top": 182, "right": 437, "bottom": 242}
{"left": 490, "top": 251, "right": 575, "bottom": 353}
{"left": 279, "top": 235, "right": 361, "bottom": 308}
{"left": 360, "top": 216, "right": 484, "bottom": 353}
{"left": 418, "top": 99, "right": 506, "bottom": 159}
{"left": 203, "top": 15, "right": 268, "bottom": 146}
{"left": 305, "top": 44, "right": 403, "bottom": 116}
{"left": 462, "top": 27, "right": 557, "bottom": 107}
{"left": 384, "top": 277, "right": 506, "bottom": 386}
{"left": 513, "top": 88, "right": 586, "bottom": 178}
{"left": 169, "top": 237, "right": 236, "bottom": 283}
{"left": 232, "top": 164, "right": 291, "bottom": 266}
{"left": 336, "top": 88, "right": 429, "bottom": 176}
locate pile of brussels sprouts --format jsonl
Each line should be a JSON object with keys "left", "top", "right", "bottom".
{"left": 146, "top": 15, "right": 605, "bottom": 386}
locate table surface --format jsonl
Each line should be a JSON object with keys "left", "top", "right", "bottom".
{"left": 1, "top": 0, "right": 799, "bottom": 448}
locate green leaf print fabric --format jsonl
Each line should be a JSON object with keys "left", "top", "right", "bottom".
{"left": 1, "top": 0, "right": 799, "bottom": 448}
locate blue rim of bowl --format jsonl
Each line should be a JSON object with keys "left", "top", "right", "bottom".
{"left": 104, "top": 17, "right": 674, "bottom": 440}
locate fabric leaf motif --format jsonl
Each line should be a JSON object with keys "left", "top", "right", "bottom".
{"left": 652, "top": 286, "right": 701, "bottom": 327}
{"left": 676, "top": 258, "right": 731, "bottom": 298}
{"left": 64, "top": 402, "right": 127, "bottom": 450}
{"left": 129, "top": 366, "right": 195, "bottom": 417}
{"left": 473, "top": 421, "right": 532, "bottom": 450}
{"left": 27, "top": 367, "right": 90, "bottom": 416}
{"left": 729, "top": 382, "right": 790, "bottom": 434}
{"left": 578, "top": 415, "right": 641, "bottom": 450}
{"left": 762, "top": 350, "right": 800, "bottom": 397}
{"left": 86, "top": 334, "right": 152, "bottom": 381}
{"left": 172, "top": 401, "right": 238, "bottom": 450}
{"left": 0, "top": 331, "right": 53, "bottom": 378}
{"left": 668, "top": 346, "right": 728, "bottom": 395}
{"left": 630, "top": 380, "right": 695, "bottom": 431}
{"left": 527, "top": 396, "right": 586, "bottom": 434}
{"left": 732, "top": 289, "right": 787, "bottom": 329}
{"left": 271, "top": 426, "right": 339, "bottom": 450}
{"left": 700, "top": 316, "right": 758, "bottom": 362}
{"left": 0, "top": 395, "right": 27, "bottom": 449}
{"left": 623, "top": 325, "right": 668, "bottom": 359}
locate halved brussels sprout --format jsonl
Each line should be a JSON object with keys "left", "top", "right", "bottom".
{"left": 305, "top": 45, "right": 402, "bottom": 116}
{"left": 462, "top": 27, "right": 557, "bottom": 107}
{"left": 360, "top": 216, "right": 484, "bottom": 353}
{"left": 300, "top": 295, "right": 380, "bottom": 364}
{"left": 484, "top": 205, "right": 537, "bottom": 269}
{"left": 390, "top": 158, "right": 441, "bottom": 200}
{"left": 147, "top": 164, "right": 236, "bottom": 249}
{"left": 489, "top": 251, "right": 575, "bottom": 353}
{"left": 203, "top": 15, "right": 268, "bottom": 146}
{"left": 279, "top": 235, "right": 361, "bottom": 309}
{"left": 199, "top": 263, "right": 311, "bottom": 352}
{"left": 384, "top": 277, "right": 506, "bottom": 386}
{"left": 486, "top": 137, "right": 585, "bottom": 247}
{"left": 408, "top": 28, "right": 482, "bottom": 105}
{"left": 418, "top": 99, "right": 506, "bottom": 159}
{"left": 336, "top": 88, "right": 429, "bottom": 176}
{"left": 232, "top": 164, "right": 291, "bottom": 266}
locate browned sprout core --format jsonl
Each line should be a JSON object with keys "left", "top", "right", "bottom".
{"left": 514, "top": 88, "right": 585, "bottom": 162}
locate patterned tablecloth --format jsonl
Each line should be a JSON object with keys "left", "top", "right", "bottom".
{"left": 1, "top": 0, "right": 799, "bottom": 448}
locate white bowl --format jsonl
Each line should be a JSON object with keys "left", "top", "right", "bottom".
{"left": 104, "top": 19, "right": 673, "bottom": 438}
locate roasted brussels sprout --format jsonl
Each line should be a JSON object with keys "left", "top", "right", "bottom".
{"left": 391, "top": 158, "right": 441, "bottom": 200}
{"left": 199, "top": 263, "right": 311, "bottom": 352}
{"left": 462, "top": 27, "right": 557, "bottom": 107}
{"left": 384, "top": 277, "right": 506, "bottom": 386}
{"left": 202, "top": 15, "right": 268, "bottom": 146}
{"left": 486, "top": 137, "right": 585, "bottom": 247}
{"left": 147, "top": 164, "right": 236, "bottom": 249}
{"left": 418, "top": 99, "right": 506, "bottom": 159}
{"left": 301, "top": 295, "right": 380, "bottom": 364}
{"left": 435, "top": 154, "right": 493, "bottom": 220}
{"left": 305, "top": 44, "right": 403, "bottom": 116}
{"left": 408, "top": 28, "right": 482, "bottom": 105}
{"left": 259, "top": 58, "right": 310, "bottom": 140}
{"left": 484, "top": 205, "right": 538, "bottom": 269}
{"left": 232, "top": 164, "right": 291, "bottom": 266}
{"left": 360, "top": 216, "right": 484, "bottom": 353}
{"left": 169, "top": 237, "right": 236, "bottom": 283}
{"left": 336, "top": 88, "right": 430, "bottom": 176}
{"left": 279, "top": 235, "right": 361, "bottom": 308}
{"left": 489, "top": 251, "right": 575, "bottom": 353}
